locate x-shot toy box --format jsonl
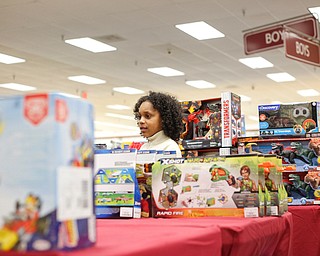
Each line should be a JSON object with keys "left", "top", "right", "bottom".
{"left": 0, "top": 93, "right": 95, "bottom": 252}
{"left": 258, "top": 102, "right": 320, "bottom": 136}
{"left": 180, "top": 92, "right": 241, "bottom": 150}
{"left": 151, "top": 154, "right": 263, "bottom": 218}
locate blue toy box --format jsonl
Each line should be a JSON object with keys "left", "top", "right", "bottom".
{"left": 0, "top": 93, "right": 95, "bottom": 252}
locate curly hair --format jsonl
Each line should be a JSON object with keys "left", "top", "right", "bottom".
{"left": 134, "top": 91, "right": 183, "bottom": 142}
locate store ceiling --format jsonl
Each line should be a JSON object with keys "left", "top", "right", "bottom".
{"left": 0, "top": 0, "right": 319, "bottom": 138}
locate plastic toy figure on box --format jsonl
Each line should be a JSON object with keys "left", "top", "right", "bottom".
{"left": 204, "top": 103, "right": 221, "bottom": 142}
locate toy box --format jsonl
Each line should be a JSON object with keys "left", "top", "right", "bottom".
{"left": 94, "top": 149, "right": 141, "bottom": 219}
{"left": 282, "top": 165, "right": 320, "bottom": 205}
{"left": 151, "top": 154, "right": 263, "bottom": 218}
{"left": 180, "top": 92, "right": 241, "bottom": 150}
{"left": 0, "top": 93, "right": 95, "bottom": 252}
{"left": 258, "top": 102, "right": 320, "bottom": 136}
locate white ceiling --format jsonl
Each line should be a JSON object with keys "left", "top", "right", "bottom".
{"left": 1, "top": 0, "right": 320, "bottom": 139}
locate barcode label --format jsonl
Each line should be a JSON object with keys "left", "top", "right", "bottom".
{"left": 57, "top": 166, "right": 93, "bottom": 221}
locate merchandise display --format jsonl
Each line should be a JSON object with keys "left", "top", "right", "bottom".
{"left": 151, "top": 155, "right": 270, "bottom": 218}
{"left": 0, "top": 93, "right": 95, "bottom": 252}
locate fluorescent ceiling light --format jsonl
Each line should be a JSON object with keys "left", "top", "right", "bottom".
{"left": 58, "top": 93, "right": 80, "bottom": 98}
{"left": 105, "top": 113, "right": 134, "bottom": 120}
{"left": 185, "top": 80, "right": 216, "bottom": 89}
{"left": 297, "top": 89, "right": 320, "bottom": 97}
{"left": 65, "top": 37, "right": 117, "bottom": 53}
{"left": 68, "top": 75, "right": 106, "bottom": 85}
{"left": 95, "top": 121, "right": 138, "bottom": 130}
{"left": 147, "top": 67, "right": 184, "bottom": 77}
{"left": 239, "top": 57, "right": 273, "bottom": 69}
{"left": 248, "top": 115, "right": 258, "bottom": 121}
{"left": 239, "top": 95, "right": 251, "bottom": 102}
{"left": 175, "top": 21, "right": 225, "bottom": 40}
{"left": 0, "top": 53, "right": 25, "bottom": 64}
{"left": 106, "top": 104, "right": 130, "bottom": 110}
{"left": 113, "top": 87, "right": 144, "bottom": 95}
{"left": 266, "top": 72, "right": 296, "bottom": 82}
{"left": 0, "top": 83, "right": 36, "bottom": 91}
{"left": 308, "top": 6, "right": 320, "bottom": 20}
{"left": 271, "top": 101, "right": 282, "bottom": 104}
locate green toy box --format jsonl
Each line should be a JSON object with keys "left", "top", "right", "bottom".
{"left": 0, "top": 93, "right": 95, "bottom": 252}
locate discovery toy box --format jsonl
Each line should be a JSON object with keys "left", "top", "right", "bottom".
{"left": 258, "top": 102, "right": 320, "bottom": 136}
{"left": 0, "top": 93, "right": 95, "bottom": 252}
{"left": 151, "top": 154, "right": 263, "bottom": 218}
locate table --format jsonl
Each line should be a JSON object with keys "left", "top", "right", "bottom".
{"left": 288, "top": 205, "right": 320, "bottom": 256}
{"left": 4, "top": 212, "right": 293, "bottom": 256}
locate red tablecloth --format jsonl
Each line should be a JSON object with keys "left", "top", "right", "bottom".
{"left": 3, "top": 213, "right": 293, "bottom": 256}
{"left": 289, "top": 205, "right": 320, "bottom": 256}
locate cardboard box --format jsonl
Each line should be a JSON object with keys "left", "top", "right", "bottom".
{"left": 258, "top": 102, "right": 319, "bottom": 136}
{"left": 0, "top": 93, "right": 95, "bottom": 252}
{"left": 151, "top": 154, "right": 262, "bottom": 218}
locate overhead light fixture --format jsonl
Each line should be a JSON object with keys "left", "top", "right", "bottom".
{"left": 105, "top": 113, "right": 134, "bottom": 120}
{"left": 0, "top": 53, "right": 25, "bottom": 64}
{"left": 68, "top": 75, "right": 106, "bottom": 85}
{"left": 266, "top": 72, "right": 296, "bottom": 82}
{"left": 0, "top": 83, "right": 36, "bottom": 91}
{"left": 308, "top": 6, "right": 320, "bottom": 20}
{"left": 239, "top": 57, "right": 274, "bottom": 69}
{"left": 113, "top": 87, "right": 144, "bottom": 95}
{"left": 248, "top": 115, "right": 258, "bottom": 121}
{"left": 239, "top": 95, "right": 251, "bottom": 102}
{"left": 185, "top": 80, "right": 216, "bottom": 89}
{"left": 106, "top": 104, "right": 130, "bottom": 110}
{"left": 65, "top": 37, "right": 117, "bottom": 53}
{"left": 58, "top": 93, "right": 80, "bottom": 98}
{"left": 297, "top": 89, "right": 320, "bottom": 97}
{"left": 175, "top": 21, "right": 225, "bottom": 40}
{"left": 147, "top": 67, "right": 184, "bottom": 77}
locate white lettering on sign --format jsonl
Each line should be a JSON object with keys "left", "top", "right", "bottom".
{"left": 265, "top": 30, "right": 284, "bottom": 44}
{"left": 295, "top": 41, "right": 310, "bottom": 57}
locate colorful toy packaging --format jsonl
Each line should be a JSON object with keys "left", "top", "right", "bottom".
{"left": 258, "top": 102, "right": 320, "bottom": 136}
{"left": 94, "top": 149, "right": 141, "bottom": 218}
{"left": 151, "top": 154, "right": 263, "bottom": 218}
{"left": 180, "top": 92, "right": 241, "bottom": 150}
{"left": 0, "top": 93, "right": 95, "bottom": 252}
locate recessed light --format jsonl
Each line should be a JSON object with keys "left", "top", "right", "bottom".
{"left": 65, "top": 37, "right": 117, "bottom": 53}
{"left": 0, "top": 83, "right": 36, "bottom": 91}
{"left": 239, "top": 95, "right": 251, "bottom": 102}
{"left": 308, "top": 6, "right": 320, "bottom": 20}
{"left": 266, "top": 72, "right": 296, "bottom": 82}
{"left": 68, "top": 75, "right": 106, "bottom": 85}
{"left": 147, "top": 67, "right": 184, "bottom": 77}
{"left": 106, "top": 104, "right": 130, "bottom": 110}
{"left": 113, "top": 87, "right": 144, "bottom": 95}
{"left": 94, "top": 121, "right": 138, "bottom": 130}
{"left": 239, "top": 57, "right": 273, "bottom": 69}
{"left": 105, "top": 113, "right": 134, "bottom": 120}
{"left": 297, "top": 89, "right": 320, "bottom": 97}
{"left": 185, "top": 80, "right": 216, "bottom": 89}
{"left": 0, "top": 53, "right": 25, "bottom": 64}
{"left": 58, "top": 93, "right": 80, "bottom": 98}
{"left": 175, "top": 21, "right": 225, "bottom": 40}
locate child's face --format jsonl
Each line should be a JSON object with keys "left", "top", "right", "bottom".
{"left": 137, "top": 100, "right": 162, "bottom": 138}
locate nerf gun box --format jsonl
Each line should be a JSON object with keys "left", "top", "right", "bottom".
{"left": 0, "top": 93, "right": 95, "bottom": 252}
{"left": 151, "top": 154, "right": 262, "bottom": 218}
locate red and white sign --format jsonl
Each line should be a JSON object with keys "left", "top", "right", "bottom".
{"left": 284, "top": 32, "right": 320, "bottom": 67}
{"left": 244, "top": 16, "right": 318, "bottom": 55}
